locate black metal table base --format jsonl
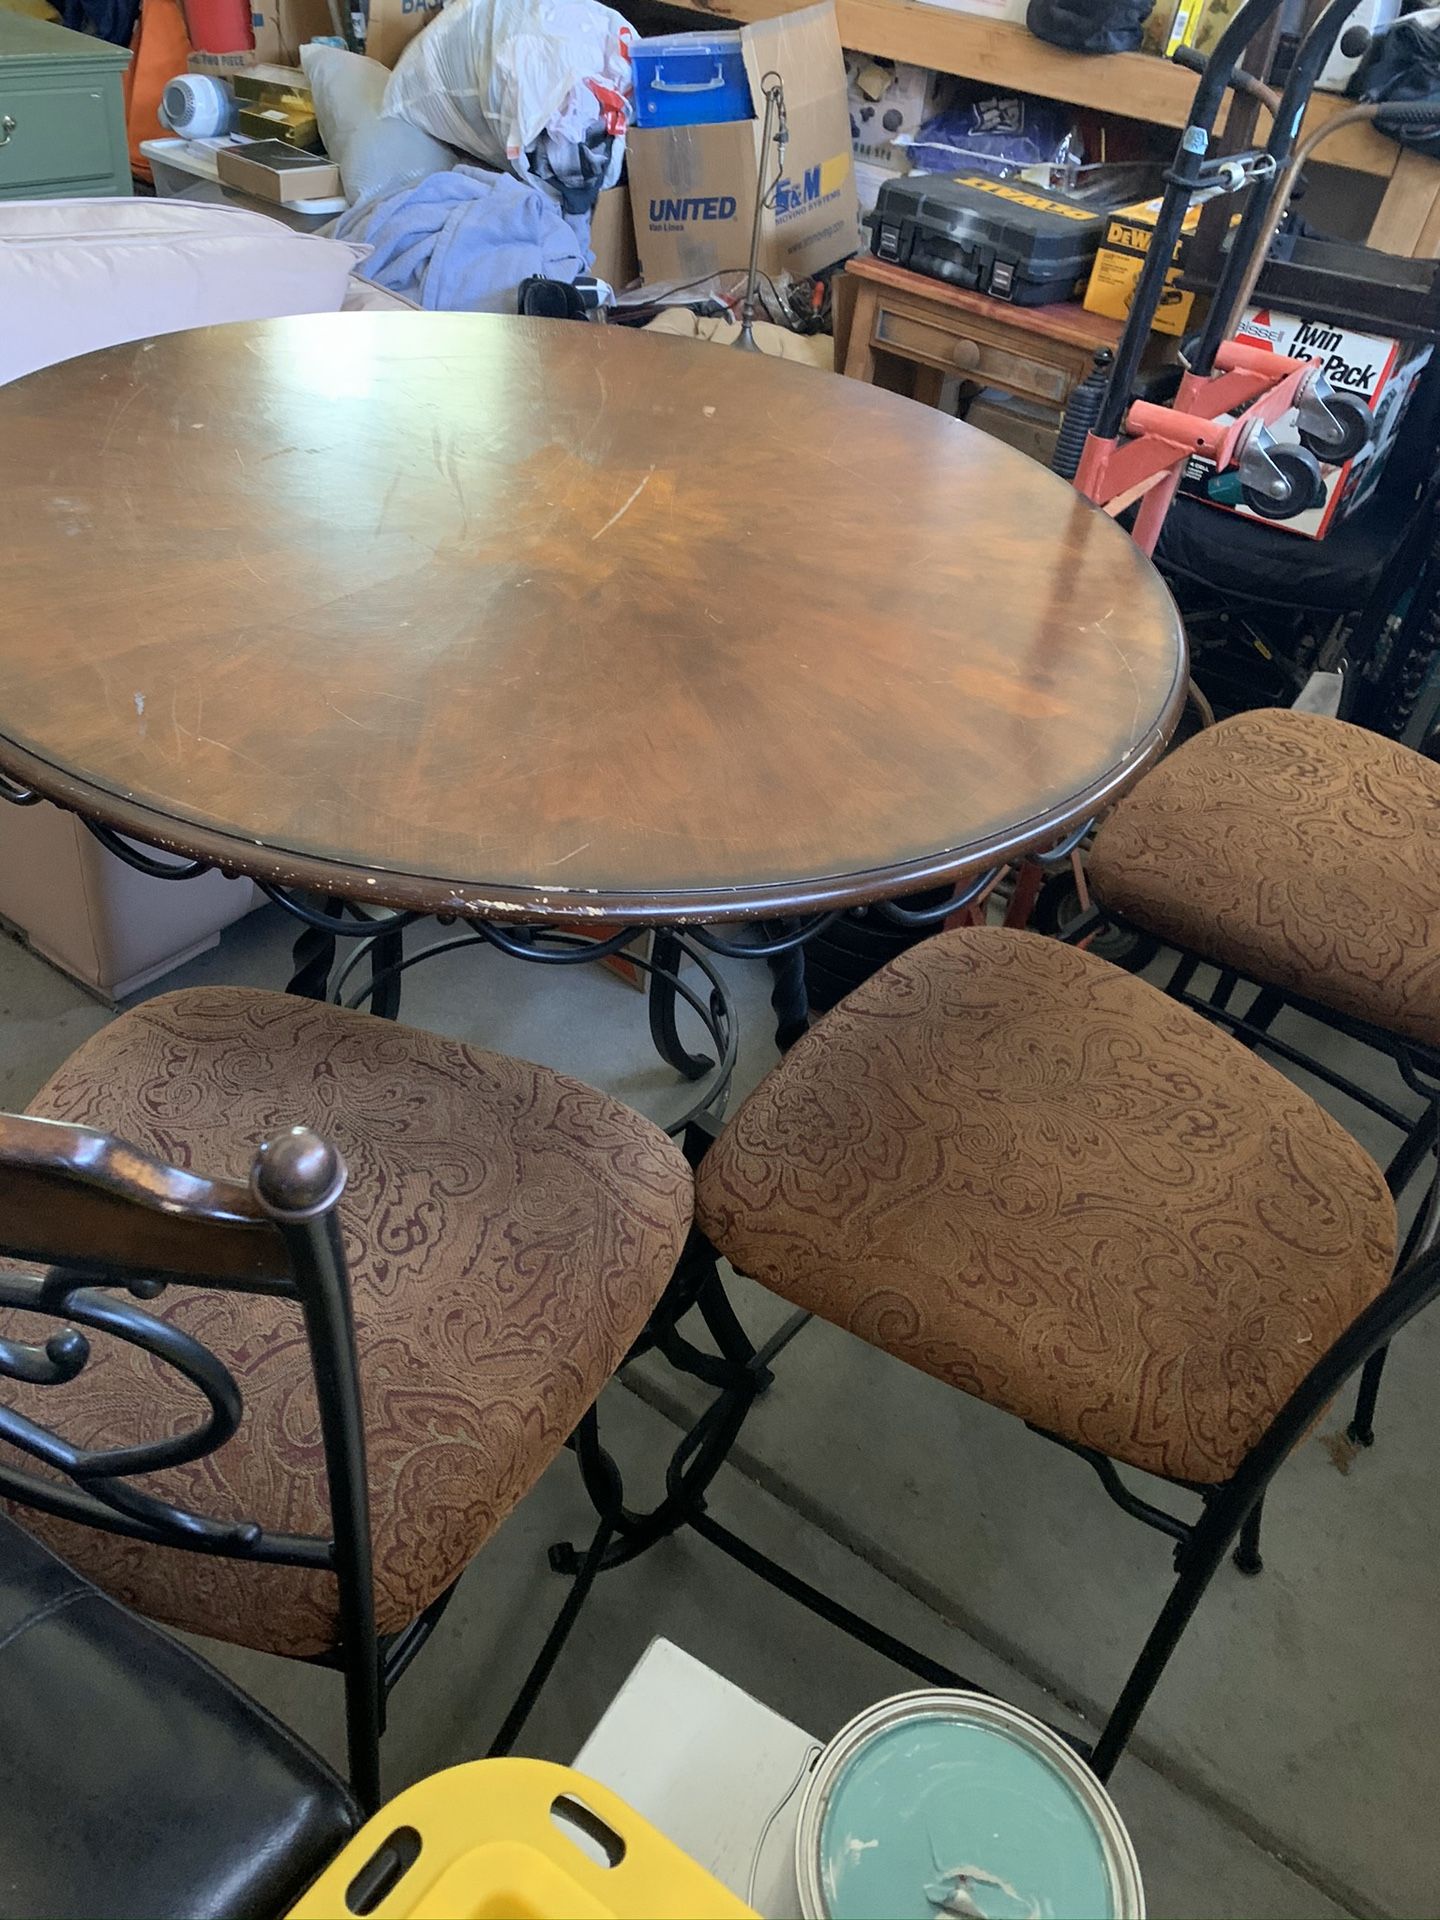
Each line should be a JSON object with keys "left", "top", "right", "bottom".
{"left": 14, "top": 796, "right": 1026, "bottom": 1091}
{"left": 551, "top": 1256, "right": 813, "bottom": 1581}
{"left": 280, "top": 910, "right": 746, "bottom": 1135}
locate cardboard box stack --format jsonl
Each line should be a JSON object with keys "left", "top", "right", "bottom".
{"left": 365, "top": 0, "right": 444, "bottom": 69}
{"left": 626, "top": 1, "right": 858, "bottom": 287}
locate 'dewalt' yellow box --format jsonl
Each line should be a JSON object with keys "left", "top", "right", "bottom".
{"left": 1083, "top": 196, "right": 1206, "bottom": 338}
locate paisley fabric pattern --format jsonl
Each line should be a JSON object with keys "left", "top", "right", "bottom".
{"left": 1088, "top": 708, "right": 1440, "bottom": 1049}
{"left": 696, "top": 930, "right": 1394, "bottom": 1485}
{"left": 2, "top": 988, "right": 691, "bottom": 1657}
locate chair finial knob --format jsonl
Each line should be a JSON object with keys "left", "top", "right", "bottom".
{"left": 251, "top": 1126, "right": 347, "bottom": 1220}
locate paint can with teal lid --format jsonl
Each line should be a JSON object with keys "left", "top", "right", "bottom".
{"left": 794, "top": 1691, "right": 1144, "bottom": 1920}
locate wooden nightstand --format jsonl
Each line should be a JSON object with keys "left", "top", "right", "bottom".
{"left": 837, "top": 252, "right": 1131, "bottom": 417}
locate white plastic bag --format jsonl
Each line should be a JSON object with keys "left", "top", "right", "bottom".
{"left": 383, "top": 0, "right": 632, "bottom": 182}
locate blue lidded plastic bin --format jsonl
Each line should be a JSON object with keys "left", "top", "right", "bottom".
{"left": 630, "top": 32, "right": 754, "bottom": 128}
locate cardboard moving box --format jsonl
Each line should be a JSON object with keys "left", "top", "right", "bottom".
{"left": 365, "top": 0, "right": 443, "bottom": 69}
{"left": 590, "top": 183, "right": 639, "bottom": 290}
{"left": 626, "top": 2, "right": 858, "bottom": 285}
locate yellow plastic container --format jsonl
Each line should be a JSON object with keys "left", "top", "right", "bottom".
{"left": 287, "top": 1759, "right": 757, "bottom": 1920}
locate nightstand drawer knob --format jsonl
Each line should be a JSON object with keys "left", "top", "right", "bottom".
{"left": 0, "top": 115, "right": 15, "bottom": 145}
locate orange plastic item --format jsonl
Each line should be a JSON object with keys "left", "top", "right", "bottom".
{"left": 123, "top": 0, "right": 192, "bottom": 183}
{"left": 287, "top": 1759, "right": 757, "bottom": 1920}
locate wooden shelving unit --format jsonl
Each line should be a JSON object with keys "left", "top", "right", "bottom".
{"left": 661, "top": 0, "right": 1401, "bottom": 175}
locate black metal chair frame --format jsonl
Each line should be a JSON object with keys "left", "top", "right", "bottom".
{"left": 541, "top": 1080, "right": 1440, "bottom": 1783}
{"left": 0, "top": 1114, "right": 627, "bottom": 1813}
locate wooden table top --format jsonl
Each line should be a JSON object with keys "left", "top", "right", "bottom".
{"left": 0, "top": 313, "right": 1184, "bottom": 924}
{"left": 845, "top": 254, "right": 1128, "bottom": 353}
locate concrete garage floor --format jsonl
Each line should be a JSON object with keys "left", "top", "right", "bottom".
{"left": 2, "top": 905, "right": 1435, "bottom": 1919}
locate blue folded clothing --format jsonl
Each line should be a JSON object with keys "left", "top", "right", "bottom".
{"left": 337, "top": 164, "right": 589, "bottom": 311}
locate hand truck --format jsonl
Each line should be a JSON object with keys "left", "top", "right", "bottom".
{"left": 1056, "top": 0, "right": 1439, "bottom": 553}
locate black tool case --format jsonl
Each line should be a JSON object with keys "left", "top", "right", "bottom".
{"left": 868, "top": 172, "right": 1106, "bottom": 305}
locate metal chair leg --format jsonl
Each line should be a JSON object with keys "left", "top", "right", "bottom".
{"left": 1232, "top": 1496, "right": 1264, "bottom": 1575}
{"left": 768, "top": 944, "right": 810, "bottom": 1053}
{"left": 1384, "top": 1103, "right": 1440, "bottom": 1205}
{"left": 1348, "top": 1107, "right": 1440, "bottom": 1446}
{"left": 1090, "top": 1499, "right": 1242, "bottom": 1780}
{"left": 1163, "top": 951, "right": 1200, "bottom": 1000}
{"left": 688, "top": 1507, "right": 980, "bottom": 1691}
{"left": 343, "top": 1634, "right": 385, "bottom": 1814}
{"left": 1246, "top": 986, "right": 1285, "bottom": 1034}
{"left": 488, "top": 1406, "right": 623, "bottom": 1758}
{"left": 1210, "top": 968, "right": 1241, "bottom": 1011}
{"left": 1347, "top": 1345, "right": 1388, "bottom": 1448}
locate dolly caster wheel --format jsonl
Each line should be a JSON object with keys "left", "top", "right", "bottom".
{"left": 1242, "top": 444, "right": 1324, "bottom": 520}
{"left": 1298, "top": 389, "right": 1372, "bottom": 464}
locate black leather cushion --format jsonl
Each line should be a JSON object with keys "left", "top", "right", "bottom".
{"left": 0, "top": 1516, "right": 358, "bottom": 1920}
{"left": 1156, "top": 477, "right": 1411, "bottom": 614}
{"left": 1155, "top": 359, "right": 1440, "bottom": 616}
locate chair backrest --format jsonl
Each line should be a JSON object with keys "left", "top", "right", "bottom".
{"left": 0, "top": 1111, "right": 374, "bottom": 1625}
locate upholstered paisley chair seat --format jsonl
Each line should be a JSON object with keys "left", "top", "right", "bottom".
{"left": 1087, "top": 707, "right": 1440, "bottom": 1052}
{"left": 696, "top": 929, "right": 1395, "bottom": 1485}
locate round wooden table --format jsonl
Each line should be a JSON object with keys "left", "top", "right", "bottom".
{"left": 0, "top": 313, "right": 1184, "bottom": 929}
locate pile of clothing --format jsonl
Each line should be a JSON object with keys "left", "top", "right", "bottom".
{"left": 331, "top": 0, "right": 633, "bottom": 310}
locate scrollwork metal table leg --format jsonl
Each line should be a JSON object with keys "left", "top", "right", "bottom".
{"left": 648, "top": 930, "right": 713, "bottom": 1079}
{"left": 768, "top": 942, "right": 810, "bottom": 1053}
{"left": 366, "top": 923, "right": 405, "bottom": 1022}
{"left": 287, "top": 896, "right": 344, "bottom": 1001}
{"left": 694, "top": 1255, "right": 774, "bottom": 1391}
{"left": 549, "top": 1265, "right": 810, "bottom": 1580}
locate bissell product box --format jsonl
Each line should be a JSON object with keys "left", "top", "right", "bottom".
{"left": 625, "top": 1, "right": 858, "bottom": 285}
{"left": 1180, "top": 304, "right": 1432, "bottom": 539}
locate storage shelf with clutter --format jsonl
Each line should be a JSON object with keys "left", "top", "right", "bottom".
{"left": 646, "top": 0, "right": 1416, "bottom": 179}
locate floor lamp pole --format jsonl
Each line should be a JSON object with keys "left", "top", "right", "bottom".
{"left": 735, "top": 74, "right": 787, "bottom": 352}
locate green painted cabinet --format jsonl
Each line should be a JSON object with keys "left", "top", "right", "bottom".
{"left": 0, "top": 13, "right": 131, "bottom": 201}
